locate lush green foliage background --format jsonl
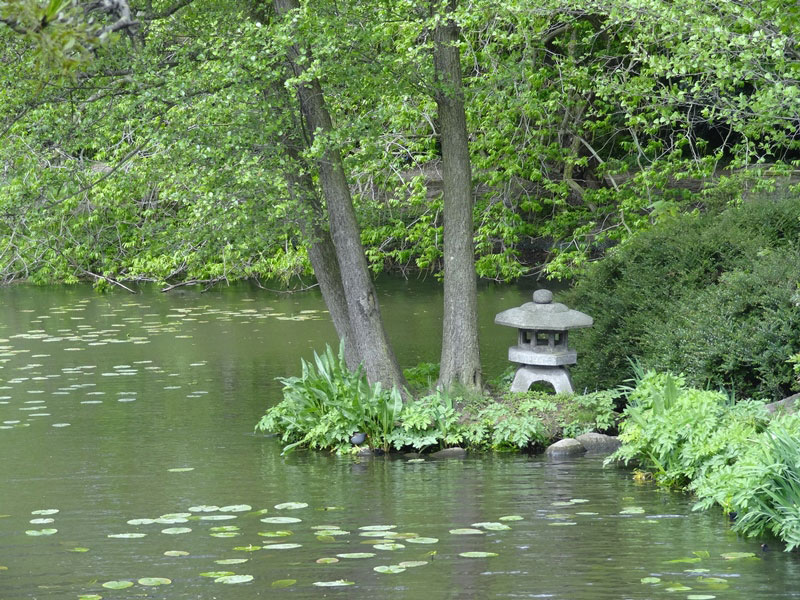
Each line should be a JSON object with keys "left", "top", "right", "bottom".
{"left": 2, "top": 0, "right": 800, "bottom": 286}
{"left": 567, "top": 194, "right": 800, "bottom": 400}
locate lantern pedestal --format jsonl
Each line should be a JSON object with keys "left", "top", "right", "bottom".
{"left": 510, "top": 365, "right": 574, "bottom": 394}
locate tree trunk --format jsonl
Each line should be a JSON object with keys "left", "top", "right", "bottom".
{"left": 274, "top": 0, "right": 407, "bottom": 393}
{"left": 280, "top": 133, "right": 359, "bottom": 370}
{"left": 433, "top": 0, "right": 482, "bottom": 390}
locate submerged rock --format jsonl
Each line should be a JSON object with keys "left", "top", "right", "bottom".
{"left": 575, "top": 432, "right": 621, "bottom": 455}
{"left": 431, "top": 447, "right": 467, "bottom": 458}
{"left": 545, "top": 438, "right": 586, "bottom": 458}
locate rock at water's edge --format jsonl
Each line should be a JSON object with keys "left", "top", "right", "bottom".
{"left": 765, "top": 393, "right": 799, "bottom": 415}
{"left": 545, "top": 438, "right": 586, "bottom": 458}
{"left": 575, "top": 432, "right": 621, "bottom": 454}
{"left": 431, "top": 447, "right": 467, "bottom": 458}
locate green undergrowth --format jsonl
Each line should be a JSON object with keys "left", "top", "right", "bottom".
{"left": 256, "top": 344, "right": 618, "bottom": 455}
{"left": 608, "top": 370, "right": 800, "bottom": 551}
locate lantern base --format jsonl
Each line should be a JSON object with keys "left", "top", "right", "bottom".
{"left": 510, "top": 365, "right": 574, "bottom": 394}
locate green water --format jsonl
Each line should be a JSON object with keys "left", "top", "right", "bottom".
{"left": 1, "top": 281, "right": 798, "bottom": 599}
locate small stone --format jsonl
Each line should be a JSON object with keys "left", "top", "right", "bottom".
{"left": 533, "top": 289, "right": 553, "bottom": 304}
{"left": 545, "top": 438, "right": 586, "bottom": 458}
{"left": 431, "top": 447, "right": 467, "bottom": 458}
{"left": 575, "top": 432, "right": 621, "bottom": 454}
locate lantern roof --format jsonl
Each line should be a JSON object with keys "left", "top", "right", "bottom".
{"left": 494, "top": 289, "right": 593, "bottom": 331}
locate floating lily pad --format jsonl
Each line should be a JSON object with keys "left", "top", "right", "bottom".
{"left": 640, "top": 577, "right": 661, "bottom": 584}
{"left": 258, "top": 530, "right": 292, "bottom": 537}
{"left": 126, "top": 518, "right": 155, "bottom": 525}
{"left": 161, "top": 527, "right": 192, "bottom": 534}
{"left": 337, "top": 553, "right": 376, "bottom": 559}
{"left": 313, "top": 580, "right": 355, "bottom": 587}
{"left": 29, "top": 518, "right": 54, "bottom": 524}
{"left": 200, "top": 571, "right": 235, "bottom": 578}
{"left": 687, "top": 596, "right": 716, "bottom": 599}
{"left": 406, "top": 458, "right": 426, "bottom": 463}
{"left": 315, "top": 529, "right": 350, "bottom": 536}
{"left": 263, "top": 543, "right": 302, "bottom": 550}
{"left": 471, "top": 522, "right": 511, "bottom": 531}
{"left": 406, "top": 537, "right": 439, "bottom": 544}
{"left": 107, "top": 533, "right": 145, "bottom": 539}
{"left": 233, "top": 545, "right": 261, "bottom": 552}
{"left": 101, "top": 581, "right": 134, "bottom": 589}
{"left": 26, "top": 529, "right": 57, "bottom": 536}
{"left": 373, "top": 543, "right": 405, "bottom": 550}
{"left": 215, "top": 558, "right": 248, "bottom": 565}
{"left": 188, "top": 505, "right": 219, "bottom": 512}
{"left": 398, "top": 560, "right": 428, "bottom": 568}
{"left": 665, "top": 584, "right": 692, "bottom": 592}
{"left": 359, "top": 525, "right": 396, "bottom": 531}
{"left": 161, "top": 513, "right": 191, "bottom": 519}
{"left": 316, "top": 557, "right": 339, "bottom": 564}
{"left": 70, "top": 547, "right": 90, "bottom": 553}
{"left": 549, "top": 522, "right": 577, "bottom": 526}
{"left": 31, "top": 509, "right": 59, "bottom": 515}
{"left": 620, "top": 506, "right": 645, "bottom": 515}
{"left": 260, "top": 517, "right": 301, "bottom": 524}
{"left": 155, "top": 517, "right": 188, "bottom": 524}
{"left": 215, "top": 575, "right": 254, "bottom": 584}
{"left": 667, "top": 557, "right": 702, "bottom": 564}
{"left": 219, "top": 504, "right": 251, "bottom": 512}
{"left": 360, "top": 531, "right": 394, "bottom": 537}
{"left": 721, "top": 552, "right": 756, "bottom": 560}
{"left": 449, "top": 528, "right": 484, "bottom": 535}
{"left": 210, "top": 532, "right": 240, "bottom": 538}
{"left": 199, "top": 514, "right": 237, "bottom": 521}
{"left": 374, "top": 565, "right": 405, "bottom": 574}
{"left": 78, "top": 595, "right": 102, "bottom": 600}
{"left": 498, "top": 515, "right": 524, "bottom": 521}
{"left": 164, "top": 550, "right": 189, "bottom": 556}
{"left": 137, "top": 577, "right": 171, "bottom": 586}
{"left": 274, "top": 502, "right": 308, "bottom": 510}
{"left": 272, "top": 579, "right": 296, "bottom": 588}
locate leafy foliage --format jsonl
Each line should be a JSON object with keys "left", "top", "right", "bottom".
{"left": 609, "top": 370, "right": 800, "bottom": 550}
{"left": 258, "top": 351, "right": 617, "bottom": 454}
{"left": 567, "top": 194, "right": 800, "bottom": 400}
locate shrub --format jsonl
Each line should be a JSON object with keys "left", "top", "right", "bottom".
{"left": 566, "top": 193, "right": 800, "bottom": 400}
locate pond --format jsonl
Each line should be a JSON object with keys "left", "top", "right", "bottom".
{"left": 1, "top": 280, "right": 798, "bottom": 599}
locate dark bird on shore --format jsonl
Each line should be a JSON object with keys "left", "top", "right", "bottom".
{"left": 350, "top": 432, "right": 366, "bottom": 446}
{"left": 728, "top": 511, "right": 738, "bottom": 522}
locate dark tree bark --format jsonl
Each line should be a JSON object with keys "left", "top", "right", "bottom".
{"left": 274, "top": 0, "right": 408, "bottom": 393}
{"left": 433, "top": 0, "right": 482, "bottom": 390}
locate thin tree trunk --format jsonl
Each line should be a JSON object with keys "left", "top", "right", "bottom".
{"left": 433, "top": 0, "right": 482, "bottom": 390}
{"left": 274, "top": 0, "right": 407, "bottom": 392}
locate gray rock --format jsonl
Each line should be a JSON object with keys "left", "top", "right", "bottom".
{"left": 431, "top": 447, "right": 467, "bottom": 458}
{"left": 575, "top": 432, "right": 622, "bottom": 454}
{"left": 765, "top": 393, "right": 800, "bottom": 415}
{"left": 545, "top": 438, "right": 586, "bottom": 458}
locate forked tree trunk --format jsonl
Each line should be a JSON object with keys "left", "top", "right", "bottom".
{"left": 433, "top": 0, "right": 482, "bottom": 390}
{"left": 274, "top": 0, "right": 408, "bottom": 393}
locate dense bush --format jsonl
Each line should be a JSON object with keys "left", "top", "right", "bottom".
{"left": 609, "top": 370, "right": 800, "bottom": 551}
{"left": 567, "top": 194, "right": 800, "bottom": 400}
{"left": 257, "top": 345, "right": 617, "bottom": 454}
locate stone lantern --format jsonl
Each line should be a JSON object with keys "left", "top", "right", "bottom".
{"left": 494, "top": 289, "right": 593, "bottom": 394}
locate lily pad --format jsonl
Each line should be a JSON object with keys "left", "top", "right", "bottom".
{"left": 316, "top": 557, "right": 339, "bottom": 564}
{"left": 667, "top": 557, "right": 702, "bottom": 564}
{"left": 272, "top": 579, "right": 296, "bottom": 588}
{"left": 315, "top": 529, "right": 349, "bottom": 536}
{"left": 640, "top": 576, "right": 661, "bottom": 584}
{"left": 263, "top": 543, "right": 302, "bottom": 550}
{"left": 407, "top": 458, "right": 426, "bottom": 463}
{"left": 359, "top": 525, "right": 396, "bottom": 531}
{"left": 449, "top": 528, "right": 484, "bottom": 535}
{"left": 233, "top": 545, "right": 261, "bottom": 552}
{"left": 459, "top": 551, "right": 499, "bottom": 558}
{"left": 498, "top": 515, "right": 524, "bottom": 521}
{"left": 31, "top": 509, "right": 59, "bottom": 515}
{"left": 78, "top": 595, "right": 102, "bottom": 600}
{"left": 337, "top": 552, "right": 376, "bottom": 559}
{"left": 406, "top": 537, "right": 439, "bottom": 544}
{"left": 188, "top": 505, "right": 219, "bottom": 512}
{"left": 215, "top": 575, "right": 254, "bottom": 584}
{"left": 210, "top": 532, "right": 239, "bottom": 538}
{"left": 620, "top": 506, "right": 646, "bottom": 515}
{"left": 274, "top": 502, "right": 308, "bottom": 510}
{"left": 70, "top": 547, "right": 90, "bottom": 553}
{"left": 313, "top": 580, "right": 355, "bottom": 587}
{"left": 373, "top": 543, "right": 405, "bottom": 550}
{"left": 665, "top": 584, "right": 692, "bottom": 592}
{"left": 164, "top": 550, "right": 189, "bottom": 557}
{"left": 219, "top": 504, "right": 252, "bottom": 512}
{"left": 398, "top": 560, "right": 428, "bottom": 568}
{"left": 101, "top": 581, "right": 134, "bottom": 590}
{"left": 167, "top": 467, "right": 194, "bottom": 472}
{"left": 126, "top": 518, "right": 156, "bottom": 525}
{"left": 137, "top": 577, "right": 171, "bottom": 586}
{"left": 471, "top": 522, "right": 511, "bottom": 531}
{"left": 107, "top": 533, "right": 145, "bottom": 539}
{"left": 374, "top": 565, "right": 406, "bottom": 574}
{"left": 721, "top": 552, "right": 756, "bottom": 560}
{"left": 260, "top": 516, "right": 301, "bottom": 524}
{"left": 29, "top": 518, "right": 54, "bottom": 524}
{"left": 199, "top": 514, "right": 237, "bottom": 521}
{"left": 687, "top": 596, "right": 716, "bottom": 600}
{"left": 549, "top": 522, "right": 577, "bottom": 526}
{"left": 258, "top": 530, "right": 292, "bottom": 537}
{"left": 215, "top": 558, "right": 249, "bottom": 565}
{"left": 26, "top": 529, "right": 57, "bottom": 536}
{"left": 200, "top": 571, "right": 235, "bottom": 577}
{"left": 161, "top": 527, "right": 192, "bottom": 534}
